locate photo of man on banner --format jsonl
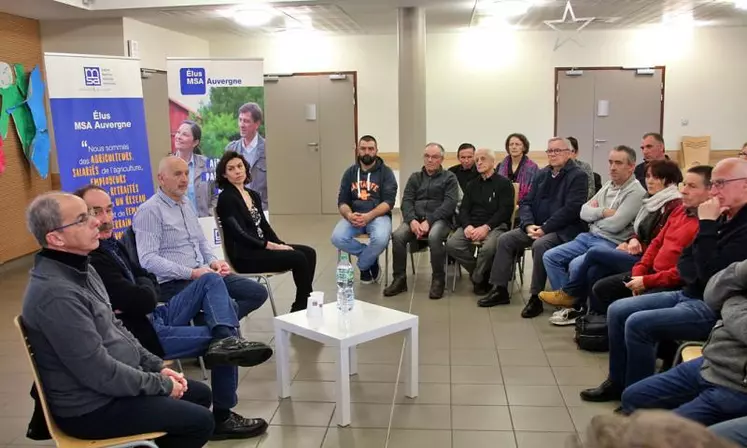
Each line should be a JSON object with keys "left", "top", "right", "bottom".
{"left": 224, "top": 102, "right": 267, "bottom": 210}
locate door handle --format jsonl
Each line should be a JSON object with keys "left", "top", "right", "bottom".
{"left": 307, "top": 142, "right": 319, "bottom": 152}
{"left": 594, "top": 139, "right": 607, "bottom": 143}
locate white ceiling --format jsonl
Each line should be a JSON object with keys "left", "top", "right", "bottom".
{"left": 1, "top": 0, "right": 746, "bottom": 39}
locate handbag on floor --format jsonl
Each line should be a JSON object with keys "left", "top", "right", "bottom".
{"left": 574, "top": 313, "right": 609, "bottom": 353}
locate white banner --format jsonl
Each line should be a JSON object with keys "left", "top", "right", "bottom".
{"left": 166, "top": 58, "right": 268, "bottom": 217}
{"left": 45, "top": 53, "right": 153, "bottom": 239}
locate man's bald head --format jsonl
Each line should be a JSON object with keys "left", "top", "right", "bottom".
{"left": 711, "top": 157, "right": 747, "bottom": 214}
{"left": 157, "top": 156, "right": 190, "bottom": 200}
{"left": 474, "top": 148, "right": 496, "bottom": 176}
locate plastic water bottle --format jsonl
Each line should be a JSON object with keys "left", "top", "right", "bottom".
{"left": 336, "top": 252, "right": 355, "bottom": 312}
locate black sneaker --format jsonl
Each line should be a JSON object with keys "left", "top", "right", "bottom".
{"left": 360, "top": 269, "right": 373, "bottom": 284}
{"left": 384, "top": 276, "right": 408, "bottom": 297}
{"left": 204, "top": 337, "right": 273, "bottom": 368}
{"left": 369, "top": 260, "right": 382, "bottom": 283}
{"left": 211, "top": 412, "right": 268, "bottom": 440}
{"left": 477, "top": 286, "right": 510, "bottom": 307}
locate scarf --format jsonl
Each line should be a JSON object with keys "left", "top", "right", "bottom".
{"left": 633, "top": 184, "right": 681, "bottom": 234}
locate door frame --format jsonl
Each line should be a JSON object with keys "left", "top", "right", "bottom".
{"left": 553, "top": 66, "right": 666, "bottom": 137}
{"left": 266, "top": 71, "right": 359, "bottom": 160}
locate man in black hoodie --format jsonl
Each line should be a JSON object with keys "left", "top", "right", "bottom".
{"left": 331, "top": 135, "right": 398, "bottom": 283}
{"left": 478, "top": 137, "right": 588, "bottom": 315}
{"left": 445, "top": 148, "right": 515, "bottom": 295}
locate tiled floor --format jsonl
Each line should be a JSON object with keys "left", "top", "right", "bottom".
{"left": 0, "top": 214, "right": 617, "bottom": 447}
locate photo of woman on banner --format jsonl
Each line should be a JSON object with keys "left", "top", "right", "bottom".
{"left": 224, "top": 102, "right": 267, "bottom": 211}
{"left": 174, "top": 120, "right": 218, "bottom": 217}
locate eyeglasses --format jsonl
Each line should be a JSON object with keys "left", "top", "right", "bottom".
{"left": 49, "top": 209, "right": 97, "bottom": 233}
{"left": 545, "top": 148, "right": 569, "bottom": 155}
{"left": 710, "top": 177, "right": 747, "bottom": 189}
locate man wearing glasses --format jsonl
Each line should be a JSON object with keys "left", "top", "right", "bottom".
{"left": 581, "top": 158, "right": 747, "bottom": 404}
{"left": 477, "top": 137, "right": 588, "bottom": 314}
{"left": 384, "top": 143, "right": 459, "bottom": 299}
{"left": 635, "top": 132, "right": 671, "bottom": 188}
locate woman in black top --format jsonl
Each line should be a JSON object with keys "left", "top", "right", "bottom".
{"left": 215, "top": 151, "right": 316, "bottom": 313}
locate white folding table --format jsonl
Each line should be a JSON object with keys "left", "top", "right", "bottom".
{"left": 273, "top": 300, "right": 419, "bottom": 426}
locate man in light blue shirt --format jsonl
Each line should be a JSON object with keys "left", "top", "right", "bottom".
{"left": 133, "top": 156, "right": 268, "bottom": 319}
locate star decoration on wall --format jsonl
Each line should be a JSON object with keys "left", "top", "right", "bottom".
{"left": 543, "top": 0, "right": 596, "bottom": 51}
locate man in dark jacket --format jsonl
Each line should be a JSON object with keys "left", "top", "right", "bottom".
{"left": 581, "top": 158, "right": 747, "bottom": 404}
{"left": 76, "top": 184, "right": 272, "bottom": 441}
{"left": 448, "top": 142, "right": 479, "bottom": 192}
{"left": 331, "top": 135, "right": 397, "bottom": 283}
{"left": 384, "top": 143, "right": 459, "bottom": 299}
{"left": 445, "top": 148, "right": 515, "bottom": 295}
{"left": 478, "top": 137, "right": 588, "bottom": 315}
{"left": 620, "top": 258, "right": 747, "bottom": 426}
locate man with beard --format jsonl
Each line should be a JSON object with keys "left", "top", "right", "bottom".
{"left": 330, "top": 135, "right": 397, "bottom": 283}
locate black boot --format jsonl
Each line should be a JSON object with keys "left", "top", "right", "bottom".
{"left": 204, "top": 337, "right": 273, "bottom": 368}
{"left": 384, "top": 276, "right": 408, "bottom": 297}
{"left": 473, "top": 277, "right": 492, "bottom": 296}
{"left": 580, "top": 379, "right": 623, "bottom": 402}
{"left": 429, "top": 274, "right": 446, "bottom": 300}
{"left": 477, "top": 285, "right": 510, "bottom": 307}
{"left": 521, "top": 295, "right": 544, "bottom": 318}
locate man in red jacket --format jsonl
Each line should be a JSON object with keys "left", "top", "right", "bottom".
{"left": 588, "top": 165, "right": 713, "bottom": 314}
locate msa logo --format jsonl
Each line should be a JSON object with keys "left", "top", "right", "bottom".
{"left": 83, "top": 67, "right": 102, "bottom": 86}
{"left": 180, "top": 67, "right": 206, "bottom": 95}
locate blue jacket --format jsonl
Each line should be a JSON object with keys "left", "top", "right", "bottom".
{"left": 518, "top": 161, "right": 588, "bottom": 242}
{"left": 337, "top": 157, "right": 397, "bottom": 215}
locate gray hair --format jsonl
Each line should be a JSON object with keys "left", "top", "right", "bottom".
{"left": 614, "top": 145, "right": 637, "bottom": 164}
{"left": 238, "top": 102, "right": 263, "bottom": 123}
{"left": 474, "top": 147, "right": 496, "bottom": 161}
{"left": 548, "top": 136, "right": 573, "bottom": 150}
{"left": 26, "top": 192, "right": 68, "bottom": 247}
{"left": 425, "top": 142, "right": 445, "bottom": 157}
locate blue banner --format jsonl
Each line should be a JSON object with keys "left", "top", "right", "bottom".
{"left": 45, "top": 54, "right": 154, "bottom": 239}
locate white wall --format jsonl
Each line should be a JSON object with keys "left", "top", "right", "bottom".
{"left": 209, "top": 33, "right": 399, "bottom": 153}
{"left": 122, "top": 18, "right": 210, "bottom": 70}
{"left": 210, "top": 26, "right": 747, "bottom": 153}
{"left": 40, "top": 18, "right": 125, "bottom": 56}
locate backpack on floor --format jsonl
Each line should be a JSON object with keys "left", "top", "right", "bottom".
{"left": 574, "top": 314, "right": 609, "bottom": 353}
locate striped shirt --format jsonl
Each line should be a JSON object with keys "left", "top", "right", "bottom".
{"left": 133, "top": 188, "right": 217, "bottom": 283}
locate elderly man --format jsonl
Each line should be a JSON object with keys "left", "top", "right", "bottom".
{"left": 385, "top": 143, "right": 459, "bottom": 299}
{"left": 224, "top": 102, "right": 267, "bottom": 210}
{"left": 133, "top": 157, "right": 268, "bottom": 317}
{"left": 331, "top": 135, "right": 397, "bottom": 284}
{"left": 541, "top": 145, "right": 646, "bottom": 298}
{"left": 478, "top": 137, "right": 588, "bottom": 314}
{"left": 21, "top": 192, "right": 214, "bottom": 447}
{"left": 77, "top": 184, "right": 271, "bottom": 440}
{"left": 448, "top": 142, "right": 479, "bottom": 192}
{"left": 635, "top": 132, "right": 672, "bottom": 188}
{"left": 582, "top": 158, "right": 747, "bottom": 403}
{"left": 446, "top": 148, "right": 514, "bottom": 295}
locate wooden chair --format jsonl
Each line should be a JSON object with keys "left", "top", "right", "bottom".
{"left": 214, "top": 215, "right": 287, "bottom": 316}
{"left": 14, "top": 316, "right": 165, "bottom": 448}
{"left": 672, "top": 341, "right": 705, "bottom": 367}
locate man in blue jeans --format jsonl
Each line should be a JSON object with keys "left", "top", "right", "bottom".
{"left": 78, "top": 185, "right": 272, "bottom": 441}
{"left": 582, "top": 158, "right": 747, "bottom": 403}
{"left": 620, "top": 258, "right": 747, "bottom": 428}
{"left": 541, "top": 145, "right": 646, "bottom": 296}
{"left": 331, "top": 135, "right": 397, "bottom": 283}
{"left": 133, "top": 156, "right": 268, "bottom": 319}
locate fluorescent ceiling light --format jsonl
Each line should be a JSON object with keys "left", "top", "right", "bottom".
{"left": 734, "top": 0, "right": 747, "bottom": 10}
{"left": 217, "top": 5, "right": 277, "bottom": 28}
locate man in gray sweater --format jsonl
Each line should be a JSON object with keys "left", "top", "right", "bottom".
{"left": 384, "top": 143, "right": 459, "bottom": 299}
{"left": 21, "top": 192, "right": 215, "bottom": 447}
{"left": 620, "top": 259, "right": 747, "bottom": 426}
{"left": 542, "top": 145, "right": 646, "bottom": 293}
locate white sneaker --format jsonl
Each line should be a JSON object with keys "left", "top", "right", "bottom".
{"left": 549, "top": 308, "right": 583, "bottom": 326}
{"left": 550, "top": 308, "right": 567, "bottom": 318}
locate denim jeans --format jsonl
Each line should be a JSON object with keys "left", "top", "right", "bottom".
{"left": 542, "top": 232, "right": 617, "bottom": 290}
{"left": 608, "top": 290, "right": 717, "bottom": 389}
{"left": 330, "top": 216, "right": 392, "bottom": 271}
{"left": 159, "top": 273, "right": 268, "bottom": 319}
{"left": 711, "top": 416, "right": 747, "bottom": 446}
{"left": 563, "top": 245, "right": 640, "bottom": 308}
{"left": 154, "top": 273, "right": 266, "bottom": 411}
{"left": 622, "top": 358, "right": 747, "bottom": 427}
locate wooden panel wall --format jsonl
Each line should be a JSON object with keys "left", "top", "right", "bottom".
{"left": 0, "top": 13, "right": 52, "bottom": 263}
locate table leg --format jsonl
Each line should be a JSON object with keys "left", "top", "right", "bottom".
{"left": 349, "top": 345, "right": 358, "bottom": 375}
{"left": 274, "top": 326, "right": 291, "bottom": 398}
{"left": 336, "top": 345, "right": 351, "bottom": 426}
{"left": 404, "top": 325, "right": 419, "bottom": 398}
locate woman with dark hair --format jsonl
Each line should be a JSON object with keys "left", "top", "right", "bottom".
{"left": 173, "top": 120, "right": 217, "bottom": 217}
{"left": 540, "top": 159, "right": 685, "bottom": 325}
{"left": 497, "top": 133, "right": 538, "bottom": 202}
{"left": 215, "top": 151, "right": 316, "bottom": 313}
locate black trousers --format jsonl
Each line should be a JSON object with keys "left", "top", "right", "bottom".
{"left": 55, "top": 380, "right": 214, "bottom": 448}
{"left": 590, "top": 271, "right": 670, "bottom": 315}
{"left": 233, "top": 244, "right": 316, "bottom": 309}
